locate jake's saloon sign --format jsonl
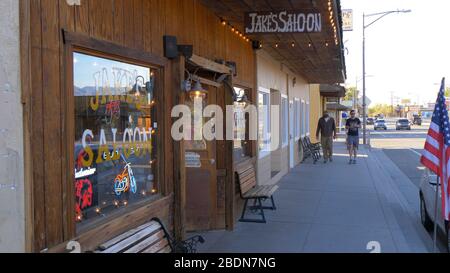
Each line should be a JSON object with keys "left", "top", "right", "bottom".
{"left": 245, "top": 11, "right": 322, "bottom": 34}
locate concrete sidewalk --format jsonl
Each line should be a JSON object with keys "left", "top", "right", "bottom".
{"left": 193, "top": 140, "right": 431, "bottom": 253}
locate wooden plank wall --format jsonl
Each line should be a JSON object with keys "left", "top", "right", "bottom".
{"left": 26, "top": 0, "right": 255, "bottom": 251}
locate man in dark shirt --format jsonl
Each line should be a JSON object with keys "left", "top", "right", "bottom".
{"left": 345, "top": 110, "right": 361, "bottom": 164}
{"left": 316, "top": 111, "right": 337, "bottom": 163}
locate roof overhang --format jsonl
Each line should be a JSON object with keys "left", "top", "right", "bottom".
{"left": 326, "top": 103, "right": 350, "bottom": 111}
{"left": 201, "top": 0, "right": 347, "bottom": 84}
{"left": 320, "top": 84, "right": 346, "bottom": 97}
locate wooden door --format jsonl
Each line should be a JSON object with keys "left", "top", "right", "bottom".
{"left": 185, "top": 85, "right": 218, "bottom": 231}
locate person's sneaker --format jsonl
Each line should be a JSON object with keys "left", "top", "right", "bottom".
{"left": 353, "top": 159, "right": 357, "bottom": 164}
{"left": 324, "top": 159, "right": 328, "bottom": 164}
{"left": 349, "top": 159, "right": 353, "bottom": 164}
{"left": 329, "top": 158, "right": 333, "bottom": 162}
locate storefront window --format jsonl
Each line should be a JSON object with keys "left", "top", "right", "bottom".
{"left": 258, "top": 90, "right": 270, "bottom": 157}
{"left": 281, "top": 97, "right": 288, "bottom": 146}
{"left": 233, "top": 87, "right": 250, "bottom": 161}
{"left": 73, "top": 52, "right": 158, "bottom": 229}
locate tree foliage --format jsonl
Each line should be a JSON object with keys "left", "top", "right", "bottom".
{"left": 368, "top": 104, "right": 393, "bottom": 117}
{"left": 344, "top": 86, "right": 358, "bottom": 101}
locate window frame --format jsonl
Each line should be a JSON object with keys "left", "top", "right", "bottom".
{"left": 63, "top": 30, "right": 168, "bottom": 237}
{"left": 258, "top": 87, "right": 271, "bottom": 159}
{"left": 281, "top": 95, "right": 289, "bottom": 147}
{"left": 301, "top": 99, "right": 306, "bottom": 138}
{"left": 294, "top": 98, "right": 300, "bottom": 141}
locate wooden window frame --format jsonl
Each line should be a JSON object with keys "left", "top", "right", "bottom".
{"left": 62, "top": 30, "right": 169, "bottom": 239}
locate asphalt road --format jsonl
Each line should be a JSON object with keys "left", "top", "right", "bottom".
{"left": 368, "top": 118, "right": 447, "bottom": 252}
{"left": 369, "top": 119, "right": 427, "bottom": 188}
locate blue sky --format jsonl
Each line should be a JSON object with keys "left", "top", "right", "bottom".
{"left": 342, "top": 0, "right": 450, "bottom": 106}
{"left": 73, "top": 52, "right": 150, "bottom": 93}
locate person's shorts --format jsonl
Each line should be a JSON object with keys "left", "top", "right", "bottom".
{"left": 347, "top": 135, "right": 359, "bottom": 149}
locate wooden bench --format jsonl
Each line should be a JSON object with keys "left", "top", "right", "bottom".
{"left": 236, "top": 163, "right": 278, "bottom": 223}
{"left": 96, "top": 218, "right": 204, "bottom": 253}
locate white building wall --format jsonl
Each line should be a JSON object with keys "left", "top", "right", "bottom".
{"left": 256, "top": 50, "right": 310, "bottom": 186}
{"left": 0, "top": 0, "right": 25, "bottom": 252}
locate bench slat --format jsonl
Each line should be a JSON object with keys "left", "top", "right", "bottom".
{"left": 101, "top": 222, "right": 162, "bottom": 253}
{"left": 237, "top": 163, "right": 253, "bottom": 175}
{"left": 241, "top": 178, "right": 256, "bottom": 194}
{"left": 99, "top": 221, "right": 157, "bottom": 250}
{"left": 244, "top": 185, "right": 278, "bottom": 198}
{"left": 141, "top": 238, "right": 170, "bottom": 253}
{"left": 240, "top": 171, "right": 256, "bottom": 184}
{"left": 124, "top": 230, "right": 166, "bottom": 253}
{"left": 158, "top": 245, "right": 172, "bottom": 253}
{"left": 238, "top": 167, "right": 255, "bottom": 179}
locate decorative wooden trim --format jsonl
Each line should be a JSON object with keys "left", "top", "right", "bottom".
{"left": 192, "top": 75, "right": 222, "bottom": 88}
{"left": 189, "top": 54, "right": 231, "bottom": 75}
{"left": 62, "top": 30, "right": 168, "bottom": 67}
{"left": 19, "top": 0, "right": 34, "bottom": 253}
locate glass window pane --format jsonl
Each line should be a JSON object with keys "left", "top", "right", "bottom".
{"left": 73, "top": 52, "right": 157, "bottom": 229}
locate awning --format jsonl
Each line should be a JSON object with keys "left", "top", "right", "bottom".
{"left": 320, "top": 84, "right": 346, "bottom": 97}
{"left": 201, "top": 0, "right": 347, "bottom": 84}
{"left": 326, "top": 103, "right": 350, "bottom": 111}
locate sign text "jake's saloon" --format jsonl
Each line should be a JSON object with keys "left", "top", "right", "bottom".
{"left": 245, "top": 11, "right": 322, "bottom": 34}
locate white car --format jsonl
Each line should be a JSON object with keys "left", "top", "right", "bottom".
{"left": 419, "top": 169, "right": 449, "bottom": 251}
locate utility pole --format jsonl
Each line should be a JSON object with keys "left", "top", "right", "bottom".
{"left": 390, "top": 91, "right": 394, "bottom": 117}
{"left": 362, "top": 9, "right": 411, "bottom": 144}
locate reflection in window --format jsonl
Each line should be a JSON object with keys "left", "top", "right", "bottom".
{"left": 73, "top": 52, "right": 158, "bottom": 229}
{"left": 258, "top": 91, "right": 270, "bottom": 156}
{"left": 233, "top": 87, "right": 250, "bottom": 161}
{"left": 281, "top": 97, "right": 288, "bottom": 146}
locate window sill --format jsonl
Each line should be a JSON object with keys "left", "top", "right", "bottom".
{"left": 75, "top": 193, "right": 165, "bottom": 236}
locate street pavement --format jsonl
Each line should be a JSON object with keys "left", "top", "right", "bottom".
{"left": 193, "top": 135, "right": 435, "bottom": 253}
{"left": 369, "top": 118, "right": 447, "bottom": 252}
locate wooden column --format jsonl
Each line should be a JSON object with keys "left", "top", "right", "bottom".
{"left": 225, "top": 76, "right": 235, "bottom": 231}
{"left": 172, "top": 56, "right": 186, "bottom": 241}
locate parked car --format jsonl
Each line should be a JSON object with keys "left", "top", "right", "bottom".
{"left": 412, "top": 114, "right": 422, "bottom": 125}
{"left": 366, "top": 117, "right": 374, "bottom": 125}
{"left": 419, "top": 169, "right": 450, "bottom": 251}
{"left": 396, "top": 119, "right": 411, "bottom": 130}
{"left": 374, "top": 119, "right": 387, "bottom": 130}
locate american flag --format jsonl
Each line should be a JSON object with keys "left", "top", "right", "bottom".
{"left": 421, "top": 78, "right": 450, "bottom": 220}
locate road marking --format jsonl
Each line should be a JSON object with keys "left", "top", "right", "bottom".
{"left": 409, "top": 148, "right": 422, "bottom": 157}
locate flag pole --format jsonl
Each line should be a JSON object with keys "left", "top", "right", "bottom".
{"left": 433, "top": 175, "right": 440, "bottom": 253}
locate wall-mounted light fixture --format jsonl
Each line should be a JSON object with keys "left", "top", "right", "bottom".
{"left": 132, "top": 75, "right": 154, "bottom": 103}
{"left": 183, "top": 70, "right": 208, "bottom": 101}
{"left": 189, "top": 80, "right": 208, "bottom": 100}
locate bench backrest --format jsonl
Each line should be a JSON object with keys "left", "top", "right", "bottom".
{"left": 236, "top": 163, "right": 257, "bottom": 196}
{"left": 98, "top": 218, "right": 172, "bottom": 253}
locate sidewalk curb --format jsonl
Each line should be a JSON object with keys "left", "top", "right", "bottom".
{"left": 365, "top": 147, "right": 433, "bottom": 252}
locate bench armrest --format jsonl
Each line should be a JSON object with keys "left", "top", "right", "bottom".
{"left": 172, "top": 235, "right": 205, "bottom": 253}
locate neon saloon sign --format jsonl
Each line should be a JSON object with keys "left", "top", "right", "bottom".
{"left": 244, "top": 10, "right": 322, "bottom": 34}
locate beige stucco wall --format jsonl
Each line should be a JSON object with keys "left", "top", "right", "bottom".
{"left": 0, "top": 0, "right": 25, "bottom": 252}
{"left": 309, "top": 84, "right": 322, "bottom": 143}
{"left": 256, "top": 51, "right": 310, "bottom": 186}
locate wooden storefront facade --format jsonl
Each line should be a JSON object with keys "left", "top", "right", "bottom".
{"left": 20, "top": 0, "right": 256, "bottom": 252}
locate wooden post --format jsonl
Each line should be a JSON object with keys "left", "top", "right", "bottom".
{"left": 172, "top": 56, "right": 186, "bottom": 241}
{"left": 225, "top": 76, "right": 235, "bottom": 231}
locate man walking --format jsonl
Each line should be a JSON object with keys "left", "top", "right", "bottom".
{"left": 345, "top": 110, "right": 361, "bottom": 164}
{"left": 316, "top": 111, "right": 337, "bottom": 163}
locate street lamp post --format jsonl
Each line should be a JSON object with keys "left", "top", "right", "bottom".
{"left": 362, "top": 9, "right": 411, "bottom": 145}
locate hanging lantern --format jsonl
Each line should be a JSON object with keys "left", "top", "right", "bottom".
{"left": 188, "top": 80, "right": 208, "bottom": 100}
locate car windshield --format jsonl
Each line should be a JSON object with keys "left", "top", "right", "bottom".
{"left": 376, "top": 120, "right": 385, "bottom": 123}
{"left": 399, "top": 119, "right": 408, "bottom": 122}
